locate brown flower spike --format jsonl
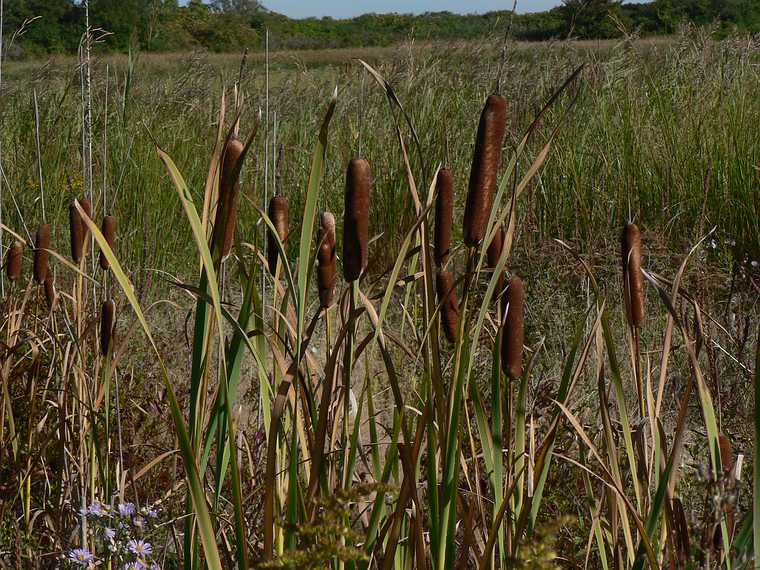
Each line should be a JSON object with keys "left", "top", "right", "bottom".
{"left": 436, "top": 270, "right": 459, "bottom": 343}
{"left": 69, "top": 198, "right": 92, "bottom": 263}
{"left": 99, "top": 215, "right": 117, "bottom": 270}
{"left": 267, "top": 196, "right": 289, "bottom": 274}
{"left": 434, "top": 168, "right": 454, "bottom": 268}
{"left": 501, "top": 276, "right": 525, "bottom": 380}
{"left": 317, "top": 212, "right": 337, "bottom": 308}
{"left": 33, "top": 224, "right": 50, "bottom": 284}
{"left": 7, "top": 241, "right": 24, "bottom": 282}
{"left": 343, "top": 157, "right": 371, "bottom": 282}
{"left": 463, "top": 94, "right": 507, "bottom": 247}
{"left": 621, "top": 223, "right": 645, "bottom": 328}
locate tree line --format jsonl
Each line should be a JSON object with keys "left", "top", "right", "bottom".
{"left": 4, "top": 0, "right": 759, "bottom": 57}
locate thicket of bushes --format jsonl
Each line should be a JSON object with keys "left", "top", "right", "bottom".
{"left": 4, "top": 0, "right": 760, "bottom": 57}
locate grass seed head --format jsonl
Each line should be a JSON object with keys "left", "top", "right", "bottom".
{"left": 317, "top": 212, "right": 337, "bottom": 308}
{"left": 7, "top": 240, "right": 24, "bottom": 282}
{"left": 463, "top": 94, "right": 507, "bottom": 247}
{"left": 621, "top": 223, "right": 645, "bottom": 328}
{"left": 69, "top": 198, "right": 92, "bottom": 263}
{"left": 343, "top": 157, "right": 371, "bottom": 282}
{"left": 99, "top": 215, "right": 117, "bottom": 270}
{"left": 33, "top": 224, "right": 50, "bottom": 284}
{"left": 434, "top": 168, "right": 454, "bottom": 267}
{"left": 436, "top": 270, "right": 459, "bottom": 343}
{"left": 267, "top": 195, "right": 289, "bottom": 274}
{"left": 501, "top": 276, "right": 525, "bottom": 380}
{"left": 216, "top": 137, "right": 245, "bottom": 258}
{"left": 100, "top": 299, "right": 116, "bottom": 356}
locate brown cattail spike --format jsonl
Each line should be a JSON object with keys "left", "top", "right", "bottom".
{"left": 501, "top": 276, "right": 525, "bottom": 380}
{"left": 622, "top": 223, "right": 646, "bottom": 328}
{"left": 215, "top": 137, "right": 245, "bottom": 258}
{"left": 99, "top": 215, "right": 117, "bottom": 270}
{"left": 267, "top": 196, "right": 289, "bottom": 275}
{"left": 34, "top": 224, "right": 50, "bottom": 284}
{"left": 463, "top": 94, "right": 507, "bottom": 247}
{"left": 7, "top": 241, "right": 23, "bottom": 282}
{"left": 317, "top": 212, "right": 337, "bottom": 308}
{"left": 434, "top": 168, "right": 454, "bottom": 268}
{"left": 343, "top": 157, "right": 371, "bottom": 282}
{"left": 100, "top": 299, "right": 116, "bottom": 356}
{"left": 436, "top": 271, "right": 459, "bottom": 343}
{"left": 487, "top": 227, "right": 504, "bottom": 268}
{"left": 69, "top": 198, "right": 92, "bottom": 263}
{"left": 44, "top": 270, "right": 58, "bottom": 311}
{"left": 487, "top": 227, "right": 505, "bottom": 303}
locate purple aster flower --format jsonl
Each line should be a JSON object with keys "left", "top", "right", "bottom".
{"left": 104, "top": 527, "right": 116, "bottom": 540}
{"left": 89, "top": 501, "right": 105, "bottom": 517}
{"left": 127, "top": 539, "right": 153, "bottom": 557}
{"left": 118, "top": 502, "right": 135, "bottom": 517}
{"left": 68, "top": 548, "right": 95, "bottom": 566}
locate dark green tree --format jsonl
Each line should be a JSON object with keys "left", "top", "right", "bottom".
{"left": 559, "top": 0, "right": 626, "bottom": 39}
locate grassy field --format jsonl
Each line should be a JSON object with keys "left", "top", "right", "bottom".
{"left": 1, "top": 30, "right": 759, "bottom": 569}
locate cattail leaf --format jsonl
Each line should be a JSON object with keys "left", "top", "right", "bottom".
{"left": 156, "top": 146, "right": 251, "bottom": 568}
{"left": 296, "top": 89, "right": 337, "bottom": 347}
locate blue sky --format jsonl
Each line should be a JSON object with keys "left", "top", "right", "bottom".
{"left": 263, "top": 1, "right": 573, "bottom": 19}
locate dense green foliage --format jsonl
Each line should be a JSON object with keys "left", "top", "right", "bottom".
{"left": 2, "top": 0, "right": 759, "bottom": 57}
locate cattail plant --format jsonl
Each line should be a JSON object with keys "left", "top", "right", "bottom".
{"left": 621, "top": 222, "right": 645, "bottom": 328}
{"left": 434, "top": 168, "right": 454, "bottom": 267}
{"left": 501, "top": 276, "right": 524, "bottom": 380}
{"left": 69, "top": 198, "right": 92, "bottom": 263}
{"left": 343, "top": 157, "right": 371, "bottom": 282}
{"left": 463, "top": 94, "right": 507, "bottom": 247}
{"left": 487, "top": 226, "right": 505, "bottom": 301}
{"left": 44, "top": 270, "right": 57, "bottom": 311}
{"left": 266, "top": 195, "right": 289, "bottom": 274}
{"left": 213, "top": 137, "right": 245, "bottom": 258}
{"left": 436, "top": 270, "right": 459, "bottom": 343}
{"left": 100, "top": 299, "right": 116, "bottom": 356}
{"left": 99, "top": 215, "right": 117, "bottom": 270}
{"left": 33, "top": 224, "right": 50, "bottom": 284}
{"left": 316, "top": 212, "right": 337, "bottom": 308}
{"left": 7, "top": 241, "right": 24, "bottom": 282}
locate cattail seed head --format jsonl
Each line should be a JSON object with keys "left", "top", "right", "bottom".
{"left": 100, "top": 299, "right": 116, "bottom": 356}
{"left": 463, "top": 94, "right": 507, "bottom": 247}
{"left": 487, "top": 227, "right": 504, "bottom": 268}
{"left": 434, "top": 168, "right": 454, "bottom": 268}
{"left": 214, "top": 137, "right": 245, "bottom": 258}
{"left": 501, "top": 276, "right": 525, "bottom": 380}
{"left": 99, "top": 215, "right": 117, "bottom": 270}
{"left": 487, "top": 227, "right": 506, "bottom": 304}
{"left": 267, "top": 196, "right": 289, "bottom": 274}
{"left": 44, "top": 270, "right": 58, "bottom": 311}
{"left": 69, "top": 198, "right": 92, "bottom": 263}
{"left": 621, "top": 223, "right": 646, "bottom": 328}
{"left": 317, "top": 212, "right": 337, "bottom": 308}
{"left": 33, "top": 224, "right": 50, "bottom": 284}
{"left": 343, "top": 157, "right": 371, "bottom": 282}
{"left": 7, "top": 241, "right": 23, "bottom": 282}
{"left": 436, "top": 270, "right": 459, "bottom": 343}
{"left": 719, "top": 433, "right": 734, "bottom": 478}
